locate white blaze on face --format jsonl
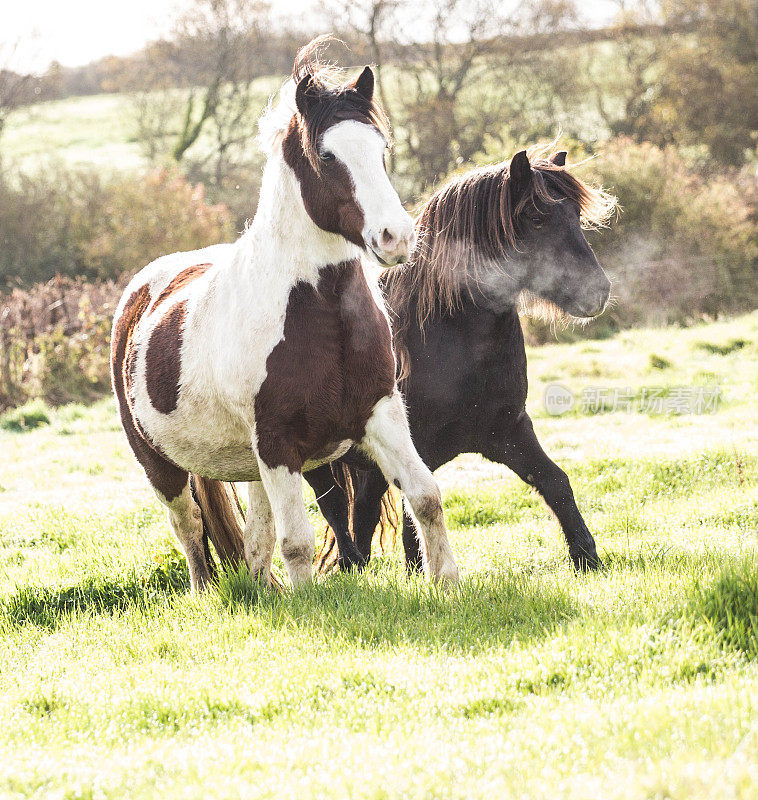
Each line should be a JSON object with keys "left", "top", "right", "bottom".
{"left": 319, "top": 119, "right": 415, "bottom": 265}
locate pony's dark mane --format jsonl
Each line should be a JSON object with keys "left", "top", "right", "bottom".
{"left": 292, "top": 36, "right": 392, "bottom": 172}
{"left": 382, "top": 150, "right": 617, "bottom": 377}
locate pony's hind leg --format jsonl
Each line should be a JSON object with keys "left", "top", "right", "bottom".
{"left": 244, "top": 480, "right": 277, "bottom": 584}
{"left": 159, "top": 482, "right": 213, "bottom": 593}
{"left": 255, "top": 461, "right": 314, "bottom": 587}
{"left": 360, "top": 391, "right": 458, "bottom": 584}
{"left": 305, "top": 465, "right": 367, "bottom": 571}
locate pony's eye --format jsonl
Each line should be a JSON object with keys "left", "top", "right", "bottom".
{"left": 320, "top": 151, "right": 335, "bottom": 163}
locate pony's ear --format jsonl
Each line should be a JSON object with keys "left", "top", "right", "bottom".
{"left": 509, "top": 150, "right": 532, "bottom": 198}
{"left": 295, "top": 74, "right": 318, "bottom": 117}
{"left": 550, "top": 150, "right": 567, "bottom": 167}
{"left": 352, "top": 66, "right": 375, "bottom": 101}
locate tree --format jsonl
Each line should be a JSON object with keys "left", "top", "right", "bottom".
{"left": 580, "top": 0, "right": 757, "bottom": 164}
{"left": 127, "top": 0, "right": 270, "bottom": 172}
{"left": 170, "top": 0, "right": 269, "bottom": 163}
{"left": 382, "top": 0, "right": 516, "bottom": 193}
{"left": 0, "top": 41, "right": 33, "bottom": 143}
{"left": 653, "top": 0, "right": 758, "bottom": 164}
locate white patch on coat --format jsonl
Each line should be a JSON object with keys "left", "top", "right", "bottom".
{"left": 254, "top": 463, "right": 314, "bottom": 586}
{"left": 361, "top": 391, "right": 459, "bottom": 584}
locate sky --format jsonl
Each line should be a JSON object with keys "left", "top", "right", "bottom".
{"left": 2, "top": 0, "right": 617, "bottom": 73}
{"left": 2, "top": 0, "right": 322, "bottom": 71}
{"left": 4, "top": 0, "right": 182, "bottom": 70}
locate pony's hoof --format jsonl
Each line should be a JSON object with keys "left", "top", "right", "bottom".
{"left": 337, "top": 554, "right": 369, "bottom": 573}
{"left": 571, "top": 550, "right": 603, "bottom": 572}
{"left": 336, "top": 540, "right": 369, "bottom": 572}
{"left": 431, "top": 562, "right": 459, "bottom": 586}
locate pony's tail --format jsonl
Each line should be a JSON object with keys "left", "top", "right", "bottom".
{"left": 378, "top": 485, "right": 401, "bottom": 555}
{"left": 190, "top": 475, "right": 246, "bottom": 571}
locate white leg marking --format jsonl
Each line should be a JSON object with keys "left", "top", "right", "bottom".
{"left": 256, "top": 462, "right": 314, "bottom": 587}
{"left": 360, "top": 392, "right": 459, "bottom": 584}
{"left": 244, "top": 480, "right": 277, "bottom": 585}
{"left": 160, "top": 483, "right": 211, "bottom": 593}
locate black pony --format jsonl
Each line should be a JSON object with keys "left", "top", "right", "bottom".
{"left": 306, "top": 148, "right": 617, "bottom": 573}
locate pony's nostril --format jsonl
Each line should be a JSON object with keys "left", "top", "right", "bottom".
{"left": 380, "top": 228, "right": 396, "bottom": 249}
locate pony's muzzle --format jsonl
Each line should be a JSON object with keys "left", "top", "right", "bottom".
{"left": 580, "top": 279, "right": 612, "bottom": 317}
{"left": 369, "top": 225, "right": 416, "bottom": 266}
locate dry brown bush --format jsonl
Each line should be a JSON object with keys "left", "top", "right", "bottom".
{"left": 0, "top": 277, "right": 118, "bottom": 411}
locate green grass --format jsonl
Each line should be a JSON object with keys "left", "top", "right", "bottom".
{"left": 1, "top": 314, "right": 757, "bottom": 798}
{"left": 0, "top": 399, "right": 51, "bottom": 432}
{"left": 2, "top": 79, "right": 281, "bottom": 174}
{"left": 3, "top": 93, "right": 148, "bottom": 172}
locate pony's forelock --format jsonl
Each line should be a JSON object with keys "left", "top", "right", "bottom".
{"left": 256, "top": 35, "right": 392, "bottom": 169}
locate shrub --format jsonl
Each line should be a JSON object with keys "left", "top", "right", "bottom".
{"left": 0, "top": 164, "right": 235, "bottom": 287}
{"left": 586, "top": 139, "right": 758, "bottom": 327}
{"left": 0, "top": 278, "right": 116, "bottom": 411}
{"left": 80, "top": 169, "right": 234, "bottom": 281}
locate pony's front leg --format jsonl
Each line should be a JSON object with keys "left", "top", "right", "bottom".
{"left": 244, "top": 480, "right": 277, "bottom": 585}
{"left": 482, "top": 411, "right": 601, "bottom": 571}
{"left": 255, "top": 460, "right": 314, "bottom": 587}
{"left": 360, "top": 391, "right": 459, "bottom": 584}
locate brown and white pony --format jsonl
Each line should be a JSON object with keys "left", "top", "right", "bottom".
{"left": 110, "top": 42, "right": 459, "bottom": 591}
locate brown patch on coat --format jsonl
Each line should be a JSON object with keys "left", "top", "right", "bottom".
{"left": 146, "top": 300, "right": 186, "bottom": 414}
{"left": 110, "top": 285, "right": 187, "bottom": 502}
{"left": 413, "top": 491, "right": 444, "bottom": 526}
{"left": 255, "top": 259, "right": 395, "bottom": 472}
{"left": 282, "top": 118, "right": 366, "bottom": 248}
{"left": 152, "top": 263, "right": 211, "bottom": 310}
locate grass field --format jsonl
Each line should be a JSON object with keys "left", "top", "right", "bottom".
{"left": 1, "top": 313, "right": 757, "bottom": 799}
{"left": 2, "top": 80, "right": 280, "bottom": 174}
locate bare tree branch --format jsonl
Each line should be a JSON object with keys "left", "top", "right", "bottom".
{"left": 0, "top": 41, "right": 33, "bottom": 142}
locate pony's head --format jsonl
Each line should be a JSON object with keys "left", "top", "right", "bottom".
{"left": 398, "top": 148, "right": 617, "bottom": 327}
{"left": 259, "top": 38, "right": 415, "bottom": 266}
{"left": 505, "top": 149, "right": 613, "bottom": 318}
